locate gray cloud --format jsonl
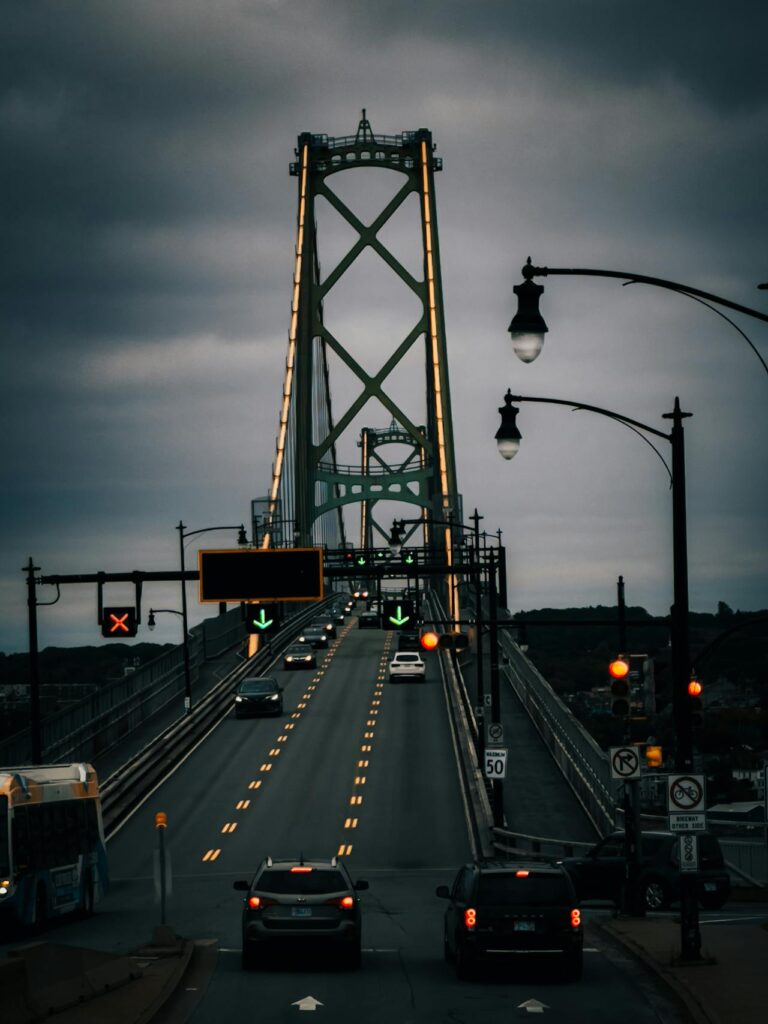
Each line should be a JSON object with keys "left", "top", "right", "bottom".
{"left": 2, "top": 0, "right": 766, "bottom": 651}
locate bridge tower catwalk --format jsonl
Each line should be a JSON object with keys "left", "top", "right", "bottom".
{"left": 265, "top": 113, "right": 461, "bottom": 615}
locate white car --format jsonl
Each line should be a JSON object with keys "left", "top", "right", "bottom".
{"left": 388, "top": 651, "right": 426, "bottom": 682}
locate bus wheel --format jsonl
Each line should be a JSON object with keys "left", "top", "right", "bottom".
{"left": 82, "top": 871, "right": 95, "bottom": 916}
{"left": 33, "top": 884, "right": 47, "bottom": 932}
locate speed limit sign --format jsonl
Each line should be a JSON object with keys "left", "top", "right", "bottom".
{"left": 484, "top": 748, "right": 507, "bottom": 779}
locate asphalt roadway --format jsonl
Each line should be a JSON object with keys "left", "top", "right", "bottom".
{"left": 3, "top": 617, "right": 768, "bottom": 1023}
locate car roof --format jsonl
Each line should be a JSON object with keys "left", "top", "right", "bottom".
{"left": 241, "top": 675, "right": 277, "bottom": 684}
{"left": 258, "top": 856, "right": 349, "bottom": 871}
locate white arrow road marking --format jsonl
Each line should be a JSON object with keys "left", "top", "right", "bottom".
{"left": 292, "top": 995, "right": 324, "bottom": 1011}
{"left": 518, "top": 998, "right": 550, "bottom": 1014}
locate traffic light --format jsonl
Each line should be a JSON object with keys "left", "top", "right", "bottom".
{"left": 608, "top": 655, "right": 630, "bottom": 717}
{"left": 688, "top": 674, "right": 704, "bottom": 728}
{"left": 645, "top": 745, "right": 663, "bottom": 768}
{"left": 102, "top": 607, "right": 138, "bottom": 638}
{"left": 383, "top": 599, "right": 414, "bottom": 629}
{"left": 400, "top": 549, "right": 418, "bottom": 569}
{"left": 420, "top": 630, "right": 440, "bottom": 651}
{"left": 438, "top": 632, "right": 470, "bottom": 651}
{"left": 244, "top": 602, "right": 281, "bottom": 634}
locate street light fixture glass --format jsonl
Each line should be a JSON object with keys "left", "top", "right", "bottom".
{"left": 495, "top": 390, "right": 522, "bottom": 460}
{"left": 508, "top": 260, "right": 548, "bottom": 363}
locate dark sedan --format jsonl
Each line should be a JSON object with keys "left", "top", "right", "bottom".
{"left": 282, "top": 644, "right": 316, "bottom": 670}
{"left": 234, "top": 677, "right": 284, "bottom": 718}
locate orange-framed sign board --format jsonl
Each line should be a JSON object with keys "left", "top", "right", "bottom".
{"left": 198, "top": 548, "right": 324, "bottom": 603}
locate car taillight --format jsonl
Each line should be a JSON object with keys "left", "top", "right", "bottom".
{"left": 325, "top": 895, "right": 355, "bottom": 908}
{"left": 248, "top": 896, "right": 277, "bottom": 909}
{"left": 570, "top": 908, "right": 581, "bottom": 929}
{"left": 464, "top": 907, "right": 477, "bottom": 931}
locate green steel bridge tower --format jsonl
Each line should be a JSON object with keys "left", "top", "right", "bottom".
{"left": 263, "top": 113, "right": 461, "bottom": 615}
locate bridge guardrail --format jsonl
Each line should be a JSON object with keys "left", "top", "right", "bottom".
{"left": 455, "top": 601, "right": 766, "bottom": 886}
{"left": 427, "top": 593, "right": 494, "bottom": 859}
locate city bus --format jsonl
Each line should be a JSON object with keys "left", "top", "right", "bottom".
{"left": 0, "top": 763, "right": 108, "bottom": 933}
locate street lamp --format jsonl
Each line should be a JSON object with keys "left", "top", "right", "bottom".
{"left": 508, "top": 257, "right": 768, "bottom": 373}
{"left": 495, "top": 391, "right": 523, "bottom": 460}
{"left": 496, "top": 392, "right": 694, "bottom": 772}
{"left": 177, "top": 520, "right": 248, "bottom": 714}
{"left": 499, "top": 391, "right": 704, "bottom": 948}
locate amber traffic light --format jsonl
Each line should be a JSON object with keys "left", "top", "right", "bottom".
{"left": 609, "top": 655, "right": 630, "bottom": 717}
{"left": 420, "top": 630, "right": 440, "bottom": 651}
{"left": 688, "top": 675, "right": 704, "bottom": 727}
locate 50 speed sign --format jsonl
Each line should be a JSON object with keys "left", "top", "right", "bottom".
{"left": 485, "top": 748, "right": 507, "bottom": 779}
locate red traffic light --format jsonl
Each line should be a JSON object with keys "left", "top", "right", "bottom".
{"left": 608, "top": 657, "right": 630, "bottom": 680}
{"left": 688, "top": 677, "right": 703, "bottom": 697}
{"left": 420, "top": 630, "right": 440, "bottom": 651}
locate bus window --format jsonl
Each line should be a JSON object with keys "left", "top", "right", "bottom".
{"left": 0, "top": 796, "right": 9, "bottom": 877}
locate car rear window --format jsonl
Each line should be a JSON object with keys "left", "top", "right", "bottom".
{"left": 395, "top": 654, "right": 420, "bottom": 661}
{"left": 256, "top": 869, "right": 349, "bottom": 895}
{"left": 478, "top": 873, "right": 571, "bottom": 905}
{"left": 240, "top": 679, "right": 277, "bottom": 695}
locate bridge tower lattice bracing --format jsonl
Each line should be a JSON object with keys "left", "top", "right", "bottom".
{"left": 265, "top": 113, "right": 461, "bottom": 615}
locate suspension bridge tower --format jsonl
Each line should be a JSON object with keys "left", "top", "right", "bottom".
{"left": 264, "top": 112, "right": 461, "bottom": 612}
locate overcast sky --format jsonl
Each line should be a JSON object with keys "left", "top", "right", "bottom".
{"left": 2, "top": 1, "right": 766, "bottom": 653}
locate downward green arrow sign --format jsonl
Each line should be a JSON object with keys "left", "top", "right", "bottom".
{"left": 356, "top": 557, "right": 366, "bottom": 566}
{"left": 252, "top": 609, "right": 273, "bottom": 630}
{"left": 388, "top": 605, "right": 411, "bottom": 627}
{"left": 404, "top": 554, "right": 414, "bottom": 565}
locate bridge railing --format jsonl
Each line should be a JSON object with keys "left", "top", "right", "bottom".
{"left": 1, "top": 604, "right": 293, "bottom": 768}
{"left": 453, "top": 600, "right": 766, "bottom": 885}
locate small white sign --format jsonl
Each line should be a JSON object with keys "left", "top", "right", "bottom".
{"left": 667, "top": 774, "right": 706, "bottom": 813}
{"left": 610, "top": 746, "right": 641, "bottom": 780}
{"left": 487, "top": 721, "right": 504, "bottom": 745}
{"left": 679, "top": 834, "right": 699, "bottom": 872}
{"left": 485, "top": 748, "right": 507, "bottom": 779}
{"left": 669, "top": 812, "right": 707, "bottom": 833}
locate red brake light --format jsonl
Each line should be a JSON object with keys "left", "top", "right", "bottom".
{"left": 571, "top": 908, "right": 581, "bottom": 929}
{"left": 248, "top": 895, "right": 277, "bottom": 909}
{"left": 464, "top": 907, "right": 477, "bottom": 931}
{"left": 515, "top": 869, "right": 530, "bottom": 877}
{"left": 290, "top": 866, "right": 313, "bottom": 873}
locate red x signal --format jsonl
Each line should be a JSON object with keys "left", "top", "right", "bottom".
{"left": 101, "top": 607, "right": 138, "bottom": 638}
{"left": 109, "top": 613, "right": 130, "bottom": 633}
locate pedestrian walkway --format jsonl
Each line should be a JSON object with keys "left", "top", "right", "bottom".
{"left": 599, "top": 910, "right": 768, "bottom": 1024}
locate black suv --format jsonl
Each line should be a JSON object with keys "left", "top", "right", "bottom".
{"left": 234, "top": 857, "right": 369, "bottom": 969}
{"left": 436, "top": 861, "right": 583, "bottom": 980}
{"left": 560, "top": 831, "right": 730, "bottom": 911}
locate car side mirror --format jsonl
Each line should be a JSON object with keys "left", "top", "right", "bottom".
{"left": 435, "top": 885, "right": 450, "bottom": 899}
{"left": 354, "top": 879, "right": 369, "bottom": 891}
{"left": 233, "top": 880, "right": 249, "bottom": 891}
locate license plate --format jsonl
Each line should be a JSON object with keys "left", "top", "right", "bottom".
{"left": 703, "top": 883, "right": 717, "bottom": 892}
{"left": 514, "top": 921, "right": 535, "bottom": 932}
{"left": 291, "top": 907, "right": 312, "bottom": 917}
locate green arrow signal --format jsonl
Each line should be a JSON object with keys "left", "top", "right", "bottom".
{"left": 251, "top": 609, "right": 274, "bottom": 630}
{"left": 388, "top": 605, "right": 411, "bottom": 627}
{"left": 404, "top": 554, "right": 414, "bottom": 565}
{"left": 356, "top": 556, "right": 366, "bottom": 566}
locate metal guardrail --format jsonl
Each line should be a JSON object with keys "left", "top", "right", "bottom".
{"left": 0, "top": 608, "right": 247, "bottom": 767}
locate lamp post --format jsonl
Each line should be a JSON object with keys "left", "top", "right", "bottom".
{"left": 177, "top": 521, "right": 248, "bottom": 714}
{"left": 498, "top": 390, "right": 705, "bottom": 954}
{"left": 496, "top": 391, "right": 695, "bottom": 771}
{"left": 507, "top": 257, "right": 768, "bottom": 373}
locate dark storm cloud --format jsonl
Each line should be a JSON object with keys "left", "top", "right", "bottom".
{"left": 352, "top": 1, "right": 768, "bottom": 113}
{"left": 1, "top": 1, "right": 766, "bottom": 651}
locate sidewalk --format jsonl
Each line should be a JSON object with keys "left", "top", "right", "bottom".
{"left": 599, "top": 911, "right": 768, "bottom": 1024}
